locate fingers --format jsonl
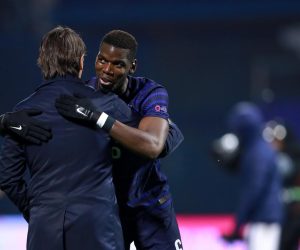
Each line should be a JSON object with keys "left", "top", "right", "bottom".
{"left": 55, "top": 96, "right": 77, "bottom": 112}
{"left": 55, "top": 102, "right": 73, "bottom": 113}
{"left": 54, "top": 101, "right": 73, "bottom": 118}
{"left": 30, "top": 119, "right": 51, "bottom": 132}
{"left": 25, "top": 135, "right": 42, "bottom": 145}
{"left": 55, "top": 95, "right": 80, "bottom": 119}
{"left": 27, "top": 129, "right": 51, "bottom": 142}
{"left": 29, "top": 125, "right": 52, "bottom": 140}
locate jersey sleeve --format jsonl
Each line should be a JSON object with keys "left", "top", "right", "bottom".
{"left": 159, "top": 119, "right": 184, "bottom": 158}
{"left": 139, "top": 87, "right": 169, "bottom": 120}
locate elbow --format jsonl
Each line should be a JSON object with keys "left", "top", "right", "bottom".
{"left": 143, "top": 141, "right": 164, "bottom": 159}
{"left": 146, "top": 150, "right": 160, "bottom": 160}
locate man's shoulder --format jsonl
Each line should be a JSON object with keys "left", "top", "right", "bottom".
{"left": 130, "top": 76, "right": 167, "bottom": 100}
{"left": 13, "top": 91, "right": 39, "bottom": 111}
{"left": 129, "top": 77, "right": 169, "bottom": 118}
{"left": 14, "top": 79, "right": 95, "bottom": 111}
{"left": 131, "top": 76, "right": 165, "bottom": 90}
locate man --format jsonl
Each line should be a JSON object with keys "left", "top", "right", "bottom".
{"left": 55, "top": 30, "right": 184, "bottom": 250}
{"left": 0, "top": 26, "right": 139, "bottom": 250}
{"left": 223, "top": 102, "right": 283, "bottom": 250}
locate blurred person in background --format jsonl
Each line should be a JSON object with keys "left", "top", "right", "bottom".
{"left": 264, "top": 121, "right": 300, "bottom": 250}
{"left": 221, "top": 102, "right": 283, "bottom": 250}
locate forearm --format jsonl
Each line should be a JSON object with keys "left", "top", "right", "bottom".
{"left": 55, "top": 94, "right": 169, "bottom": 158}
{"left": 110, "top": 119, "right": 168, "bottom": 159}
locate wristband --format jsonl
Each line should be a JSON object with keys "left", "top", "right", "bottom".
{"left": 96, "top": 112, "right": 116, "bottom": 132}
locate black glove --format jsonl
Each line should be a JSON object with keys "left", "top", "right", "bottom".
{"left": 55, "top": 94, "right": 100, "bottom": 124}
{"left": 0, "top": 109, "right": 52, "bottom": 144}
{"left": 55, "top": 94, "right": 115, "bottom": 132}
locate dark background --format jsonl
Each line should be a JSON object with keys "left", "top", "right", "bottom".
{"left": 1, "top": 0, "right": 300, "bottom": 215}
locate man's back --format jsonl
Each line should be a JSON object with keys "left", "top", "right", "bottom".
{"left": 0, "top": 75, "right": 126, "bottom": 250}
{"left": 18, "top": 76, "right": 116, "bottom": 199}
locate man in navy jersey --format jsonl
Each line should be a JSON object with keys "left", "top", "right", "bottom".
{"left": 55, "top": 30, "right": 184, "bottom": 250}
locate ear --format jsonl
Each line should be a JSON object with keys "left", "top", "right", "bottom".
{"left": 80, "top": 55, "right": 85, "bottom": 70}
{"left": 129, "top": 59, "right": 137, "bottom": 74}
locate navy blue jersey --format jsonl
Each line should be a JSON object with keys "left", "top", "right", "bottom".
{"left": 121, "top": 76, "right": 169, "bottom": 120}
{"left": 88, "top": 76, "right": 184, "bottom": 249}
{"left": 108, "top": 76, "right": 171, "bottom": 208}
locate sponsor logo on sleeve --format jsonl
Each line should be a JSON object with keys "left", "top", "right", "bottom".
{"left": 154, "top": 105, "right": 167, "bottom": 113}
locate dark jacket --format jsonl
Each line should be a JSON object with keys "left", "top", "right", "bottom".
{"left": 228, "top": 102, "right": 283, "bottom": 230}
{"left": 0, "top": 75, "right": 135, "bottom": 250}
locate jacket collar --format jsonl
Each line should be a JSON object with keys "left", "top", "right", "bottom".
{"left": 35, "top": 74, "right": 83, "bottom": 91}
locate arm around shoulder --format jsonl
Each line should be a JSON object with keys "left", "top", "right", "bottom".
{"left": 110, "top": 116, "right": 169, "bottom": 159}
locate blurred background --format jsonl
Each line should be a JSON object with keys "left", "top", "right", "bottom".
{"left": 1, "top": 0, "right": 300, "bottom": 249}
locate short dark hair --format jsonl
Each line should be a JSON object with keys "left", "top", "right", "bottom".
{"left": 37, "top": 26, "right": 86, "bottom": 79}
{"left": 101, "top": 30, "right": 138, "bottom": 61}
